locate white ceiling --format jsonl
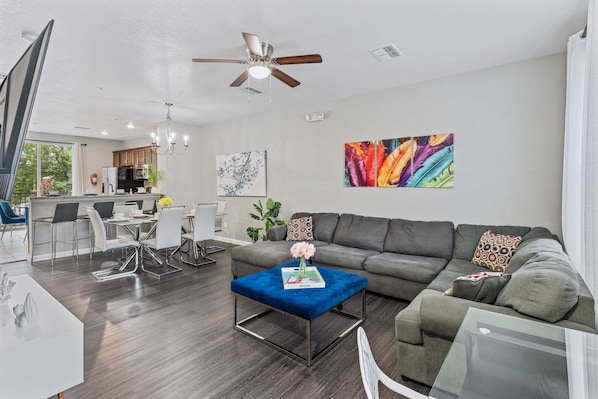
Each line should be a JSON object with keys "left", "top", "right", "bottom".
{"left": 0, "top": 0, "right": 588, "bottom": 141}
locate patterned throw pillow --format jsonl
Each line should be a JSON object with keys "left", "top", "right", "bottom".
{"left": 286, "top": 216, "right": 314, "bottom": 241}
{"left": 444, "top": 271, "right": 511, "bottom": 304}
{"left": 471, "top": 230, "right": 522, "bottom": 272}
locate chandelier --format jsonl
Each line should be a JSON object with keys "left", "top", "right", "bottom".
{"left": 151, "top": 103, "right": 189, "bottom": 155}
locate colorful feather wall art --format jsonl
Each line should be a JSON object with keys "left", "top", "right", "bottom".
{"left": 344, "top": 133, "right": 454, "bottom": 188}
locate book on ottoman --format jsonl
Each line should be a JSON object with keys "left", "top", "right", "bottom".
{"left": 281, "top": 266, "right": 326, "bottom": 289}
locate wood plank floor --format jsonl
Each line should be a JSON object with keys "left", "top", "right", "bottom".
{"left": 0, "top": 243, "right": 430, "bottom": 399}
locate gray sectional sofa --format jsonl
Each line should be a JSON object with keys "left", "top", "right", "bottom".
{"left": 230, "top": 212, "right": 596, "bottom": 385}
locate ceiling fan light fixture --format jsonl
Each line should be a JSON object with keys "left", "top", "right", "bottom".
{"left": 248, "top": 65, "right": 271, "bottom": 79}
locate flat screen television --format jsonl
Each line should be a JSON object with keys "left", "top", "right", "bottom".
{"left": 0, "top": 20, "right": 53, "bottom": 200}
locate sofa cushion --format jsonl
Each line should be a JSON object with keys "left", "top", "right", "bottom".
{"left": 285, "top": 216, "right": 314, "bottom": 241}
{"left": 231, "top": 241, "right": 295, "bottom": 268}
{"left": 312, "top": 243, "right": 379, "bottom": 270}
{"left": 444, "top": 258, "right": 489, "bottom": 275}
{"left": 231, "top": 240, "right": 328, "bottom": 268}
{"left": 470, "top": 230, "right": 522, "bottom": 272}
{"left": 292, "top": 212, "right": 339, "bottom": 243}
{"left": 445, "top": 272, "right": 511, "bottom": 304}
{"left": 506, "top": 238, "right": 564, "bottom": 274}
{"left": 495, "top": 253, "right": 580, "bottom": 322}
{"left": 427, "top": 269, "right": 466, "bottom": 292}
{"left": 452, "top": 224, "right": 531, "bottom": 261}
{"left": 332, "top": 214, "right": 389, "bottom": 252}
{"left": 266, "top": 225, "right": 287, "bottom": 241}
{"left": 365, "top": 253, "right": 447, "bottom": 284}
{"left": 384, "top": 219, "right": 454, "bottom": 259}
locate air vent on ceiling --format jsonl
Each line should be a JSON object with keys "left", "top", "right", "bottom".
{"left": 74, "top": 126, "right": 91, "bottom": 130}
{"left": 369, "top": 43, "right": 403, "bottom": 62}
{"left": 240, "top": 87, "right": 262, "bottom": 95}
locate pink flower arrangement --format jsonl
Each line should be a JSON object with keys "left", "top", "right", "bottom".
{"left": 39, "top": 177, "right": 52, "bottom": 195}
{"left": 290, "top": 242, "right": 316, "bottom": 260}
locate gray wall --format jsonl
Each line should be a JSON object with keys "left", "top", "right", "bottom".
{"left": 181, "top": 53, "right": 566, "bottom": 244}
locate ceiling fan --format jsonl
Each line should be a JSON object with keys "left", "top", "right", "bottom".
{"left": 192, "top": 32, "right": 322, "bottom": 88}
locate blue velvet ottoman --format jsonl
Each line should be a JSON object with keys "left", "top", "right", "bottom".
{"left": 231, "top": 262, "right": 368, "bottom": 366}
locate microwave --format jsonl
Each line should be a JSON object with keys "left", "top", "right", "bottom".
{"left": 135, "top": 164, "right": 149, "bottom": 180}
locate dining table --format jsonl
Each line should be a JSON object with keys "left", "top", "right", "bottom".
{"left": 104, "top": 212, "right": 195, "bottom": 276}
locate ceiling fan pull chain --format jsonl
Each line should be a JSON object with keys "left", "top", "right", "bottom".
{"left": 247, "top": 76, "right": 251, "bottom": 103}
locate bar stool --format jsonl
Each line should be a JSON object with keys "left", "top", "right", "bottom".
{"left": 32, "top": 202, "right": 80, "bottom": 266}
{"left": 93, "top": 201, "right": 114, "bottom": 219}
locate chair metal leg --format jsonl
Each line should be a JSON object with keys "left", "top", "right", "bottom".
{"left": 205, "top": 244, "right": 225, "bottom": 254}
{"left": 1, "top": 225, "right": 6, "bottom": 240}
{"left": 51, "top": 224, "right": 55, "bottom": 267}
{"left": 91, "top": 247, "right": 139, "bottom": 281}
{"left": 141, "top": 245, "right": 182, "bottom": 278}
{"left": 180, "top": 239, "right": 216, "bottom": 267}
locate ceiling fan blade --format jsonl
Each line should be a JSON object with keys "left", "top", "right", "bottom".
{"left": 230, "top": 70, "right": 249, "bottom": 87}
{"left": 242, "top": 32, "right": 264, "bottom": 57}
{"left": 271, "top": 68, "right": 300, "bottom": 88}
{"left": 273, "top": 54, "right": 322, "bottom": 65}
{"left": 192, "top": 58, "right": 247, "bottom": 64}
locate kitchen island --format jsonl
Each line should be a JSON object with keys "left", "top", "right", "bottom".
{"left": 27, "top": 193, "right": 162, "bottom": 262}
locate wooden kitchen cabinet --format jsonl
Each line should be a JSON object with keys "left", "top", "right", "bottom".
{"left": 113, "top": 146, "right": 156, "bottom": 167}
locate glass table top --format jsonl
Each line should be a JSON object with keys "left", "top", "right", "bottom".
{"left": 429, "top": 308, "right": 598, "bottom": 399}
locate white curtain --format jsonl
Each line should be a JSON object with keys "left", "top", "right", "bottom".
{"left": 562, "top": 30, "right": 588, "bottom": 277}
{"left": 563, "top": 1, "right": 598, "bottom": 321}
{"left": 586, "top": 0, "right": 598, "bottom": 310}
{"left": 72, "top": 142, "right": 84, "bottom": 196}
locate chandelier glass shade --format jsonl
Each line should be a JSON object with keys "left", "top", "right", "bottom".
{"left": 151, "top": 103, "right": 189, "bottom": 155}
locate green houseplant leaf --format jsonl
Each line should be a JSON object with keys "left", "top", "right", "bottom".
{"left": 147, "top": 163, "right": 165, "bottom": 186}
{"left": 247, "top": 197, "right": 285, "bottom": 242}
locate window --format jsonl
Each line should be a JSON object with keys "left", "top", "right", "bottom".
{"left": 11, "top": 141, "right": 72, "bottom": 207}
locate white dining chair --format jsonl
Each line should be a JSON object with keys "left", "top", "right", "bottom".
{"left": 206, "top": 199, "right": 227, "bottom": 254}
{"left": 139, "top": 206, "right": 184, "bottom": 278}
{"left": 88, "top": 208, "right": 140, "bottom": 281}
{"left": 357, "top": 327, "right": 427, "bottom": 399}
{"left": 181, "top": 203, "right": 217, "bottom": 267}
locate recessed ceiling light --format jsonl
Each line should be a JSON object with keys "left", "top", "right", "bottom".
{"left": 126, "top": 122, "right": 135, "bottom": 129}
{"left": 101, "top": 130, "right": 108, "bottom": 135}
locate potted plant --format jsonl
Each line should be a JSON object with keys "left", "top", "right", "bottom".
{"left": 247, "top": 197, "right": 285, "bottom": 242}
{"left": 147, "top": 163, "right": 164, "bottom": 193}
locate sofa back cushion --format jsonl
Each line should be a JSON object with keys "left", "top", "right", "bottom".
{"left": 507, "top": 237, "right": 564, "bottom": 274}
{"left": 384, "top": 219, "right": 454, "bottom": 259}
{"left": 495, "top": 252, "right": 580, "bottom": 322}
{"left": 332, "top": 213, "right": 389, "bottom": 252}
{"left": 452, "top": 224, "right": 531, "bottom": 261}
{"left": 291, "top": 212, "right": 339, "bottom": 243}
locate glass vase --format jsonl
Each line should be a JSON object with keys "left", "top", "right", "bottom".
{"left": 297, "top": 256, "right": 308, "bottom": 278}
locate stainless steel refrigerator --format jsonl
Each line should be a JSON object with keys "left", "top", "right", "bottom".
{"left": 101, "top": 167, "right": 117, "bottom": 195}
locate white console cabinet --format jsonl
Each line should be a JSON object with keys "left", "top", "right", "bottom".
{"left": 0, "top": 274, "right": 83, "bottom": 398}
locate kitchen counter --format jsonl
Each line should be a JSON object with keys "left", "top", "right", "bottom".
{"left": 27, "top": 193, "right": 162, "bottom": 261}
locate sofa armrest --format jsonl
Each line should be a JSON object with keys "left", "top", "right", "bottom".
{"left": 267, "top": 225, "right": 287, "bottom": 241}
{"left": 419, "top": 295, "right": 523, "bottom": 341}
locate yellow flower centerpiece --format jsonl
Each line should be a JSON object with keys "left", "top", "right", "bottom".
{"left": 158, "top": 197, "right": 173, "bottom": 207}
